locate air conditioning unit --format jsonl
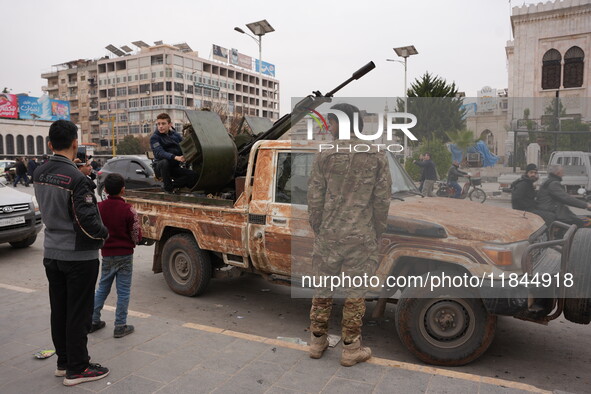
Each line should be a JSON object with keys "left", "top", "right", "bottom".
{"left": 146, "top": 91, "right": 150, "bottom": 95}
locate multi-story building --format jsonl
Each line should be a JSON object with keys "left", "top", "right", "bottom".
{"left": 42, "top": 41, "right": 280, "bottom": 152}
{"left": 41, "top": 59, "right": 99, "bottom": 145}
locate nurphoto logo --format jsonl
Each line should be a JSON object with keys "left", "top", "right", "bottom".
{"left": 306, "top": 109, "right": 419, "bottom": 152}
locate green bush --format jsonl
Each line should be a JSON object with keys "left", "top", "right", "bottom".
{"left": 404, "top": 138, "right": 452, "bottom": 181}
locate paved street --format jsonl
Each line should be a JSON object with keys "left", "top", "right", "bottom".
{"left": 0, "top": 184, "right": 589, "bottom": 393}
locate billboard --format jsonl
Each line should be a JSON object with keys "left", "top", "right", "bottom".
{"left": 0, "top": 93, "right": 18, "bottom": 119}
{"left": 18, "top": 95, "right": 70, "bottom": 121}
{"left": 230, "top": 48, "right": 253, "bottom": 70}
{"left": 255, "top": 59, "right": 276, "bottom": 77}
{"left": 212, "top": 44, "right": 228, "bottom": 62}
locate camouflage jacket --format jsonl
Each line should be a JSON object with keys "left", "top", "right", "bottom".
{"left": 307, "top": 140, "right": 392, "bottom": 242}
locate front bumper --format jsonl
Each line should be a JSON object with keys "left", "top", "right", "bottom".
{"left": 0, "top": 210, "right": 42, "bottom": 244}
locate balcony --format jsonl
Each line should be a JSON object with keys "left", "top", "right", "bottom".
{"left": 45, "top": 85, "right": 59, "bottom": 91}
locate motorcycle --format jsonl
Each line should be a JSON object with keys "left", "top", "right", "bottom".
{"left": 436, "top": 176, "right": 487, "bottom": 203}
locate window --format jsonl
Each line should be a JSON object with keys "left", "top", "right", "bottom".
{"left": 166, "top": 95, "right": 173, "bottom": 105}
{"left": 175, "top": 71, "right": 184, "bottom": 79}
{"left": 151, "top": 82, "right": 164, "bottom": 92}
{"left": 128, "top": 86, "right": 139, "bottom": 95}
{"left": 100, "top": 102, "right": 108, "bottom": 110}
{"left": 128, "top": 98, "right": 139, "bottom": 108}
{"left": 129, "top": 125, "right": 140, "bottom": 134}
{"left": 16, "top": 135, "right": 25, "bottom": 155}
{"left": 274, "top": 152, "right": 315, "bottom": 205}
{"left": 142, "top": 124, "right": 151, "bottom": 133}
{"left": 129, "top": 112, "right": 140, "bottom": 122}
{"left": 174, "top": 82, "right": 184, "bottom": 92}
{"left": 5, "top": 134, "right": 14, "bottom": 154}
{"left": 36, "top": 136, "right": 44, "bottom": 155}
{"left": 140, "top": 97, "right": 151, "bottom": 107}
{"left": 116, "top": 87, "right": 127, "bottom": 96}
{"left": 117, "top": 100, "right": 127, "bottom": 109}
{"left": 139, "top": 84, "right": 150, "bottom": 93}
{"left": 174, "top": 96, "right": 184, "bottom": 106}
{"left": 542, "top": 49, "right": 561, "bottom": 90}
{"left": 117, "top": 113, "right": 127, "bottom": 122}
{"left": 152, "top": 95, "right": 164, "bottom": 106}
{"left": 564, "top": 46, "right": 584, "bottom": 88}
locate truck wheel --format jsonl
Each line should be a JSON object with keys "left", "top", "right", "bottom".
{"left": 564, "top": 229, "right": 591, "bottom": 324}
{"left": 161, "top": 234, "right": 212, "bottom": 296}
{"left": 9, "top": 234, "right": 37, "bottom": 249}
{"left": 468, "top": 188, "right": 486, "bottom": 203}
{"left": 395, "top": 276, "right": 496, "bottom": 366}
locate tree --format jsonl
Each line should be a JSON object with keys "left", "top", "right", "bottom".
{"left": 116, "top": 135, "right": 143, "bottom": 155}
{"left": 397, "top": 72, "right": 465, "bottom": 142}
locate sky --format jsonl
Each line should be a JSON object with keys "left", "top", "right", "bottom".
{"left": 2, "top": 0, "right": 530, "bottom": 115}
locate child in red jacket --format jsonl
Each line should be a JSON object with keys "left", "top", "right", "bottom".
{"left": 90, "top": 173, "right": 142, "bottom": 338}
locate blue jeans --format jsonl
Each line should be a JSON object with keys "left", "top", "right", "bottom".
{"left": 92, "top": 254, "right": 133, "bottom": 326}
{"left": 449, "top": 181, "right": 462, "bottom": 198}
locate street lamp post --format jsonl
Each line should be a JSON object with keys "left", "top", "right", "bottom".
{"left": 234, "top": 19, "right": 274, "bottom": 117}
{"left": 387, "top": 45, "right": 418, "bottom": 162}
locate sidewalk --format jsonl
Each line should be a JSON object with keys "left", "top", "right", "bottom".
{"left": 0, "top": 284, "right": 555, "bottom": 394}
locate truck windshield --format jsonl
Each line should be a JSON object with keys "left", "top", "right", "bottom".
{"left": 387, "top": 153, "right": 421, "bottom": 195}
{"left": 274, "top": 151, "right": 420, "bottom": 205}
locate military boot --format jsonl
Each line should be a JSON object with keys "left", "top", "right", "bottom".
{"left": 309, "top": 333, "right": 329, "bottom": 359}
{"left": 340, "top": 338, "right": 371, "bottom": 367}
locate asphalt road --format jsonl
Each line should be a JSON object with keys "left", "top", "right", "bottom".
{"left": 2, "top": 185, "right": 590, "bottom": 393}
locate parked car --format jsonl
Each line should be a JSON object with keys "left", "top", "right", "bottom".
{"left": 0, "top": 160, "right": 15, "bottom": 182}
{"left": 0, "top": 178, "right": 43, "bottom": 248}
{"left": 97, "top": 155, "right": 161, "bottom": 200}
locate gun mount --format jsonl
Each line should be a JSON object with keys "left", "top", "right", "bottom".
{"left": 180, "top": 61, "right": 376, "bottom": 192}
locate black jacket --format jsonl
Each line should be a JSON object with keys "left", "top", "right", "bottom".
{"left": 150, "top": 128, "right": 183, "bottom": 162}
{"left": 447, "top": 165, "right": 468, "bottom": 183}
{"left": 33, "top": 155, "right": 108, "bottom": 261}
{"left": 414, "top": 159, "right": 437, "bottom": 181}
{"left": 511, "top": 175, "right": 537, "bottom": 211}
{"left": 537, "top": 173, "right": 588, "bottom": 224}
{"left": 16, "top": 160, "right": 27, "bottom": 176}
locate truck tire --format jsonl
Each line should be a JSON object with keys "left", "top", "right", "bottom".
{"left": 564, "top": 228, "right": 591, "bottom": 324}
{"left": 468, "top": 188, "right": 486, "bottom": 203}
{"left": 395, "top": 275, "right": 496, "bottom": 366}
{"left": 9, "top": 234, "right": 37, "bottom": 249}
{"left": 161, "top": 234, "right": 212, "bottom": 297}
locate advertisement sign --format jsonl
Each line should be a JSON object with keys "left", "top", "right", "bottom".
{"left": 18, "top": 95, "right": 70, "bottom": 121}
{"left": 212, "top": 44, "right": 228, "bottom": 62}
{"left": 255, "top": 59, "right": 276, "bottom": 77}
{"left": 0, "top": 93, "right": 18, "bottom": 119}
{"left": 230, "top": 48, "right": 253, "bottom": 70}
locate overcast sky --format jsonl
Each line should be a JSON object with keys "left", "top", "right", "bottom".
{"left": 3, "top": 0, "right": 528, "bottom": 115}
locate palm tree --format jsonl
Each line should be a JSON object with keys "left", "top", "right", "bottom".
{"left": 446, "top": 129, "right": 476, "bottom": 164}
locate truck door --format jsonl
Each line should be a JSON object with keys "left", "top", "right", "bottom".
{"left": 247, "top": 150, "right": 315, "bottom": 278}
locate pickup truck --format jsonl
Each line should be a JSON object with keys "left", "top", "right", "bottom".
{"left": 126, "top": 138, "right": 591, "bottom": 367}
{"left": 499, "top": 151, "right": 591, "bottom": 195}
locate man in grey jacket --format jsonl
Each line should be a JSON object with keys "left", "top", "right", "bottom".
{"left": 536, "top": 164, "right": 591, "bottom": 227}
{"left": 33, "top": 120, "right": 110, "bottom": 386}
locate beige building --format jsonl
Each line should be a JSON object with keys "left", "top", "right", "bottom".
{"left": 0, "top": 118, "right": 52, "bottom": 158}
{"left": 42, "top": 42, "right": 280, "bottom": 152}
{"left": 506, "top": 0, "right": 591, "bottom": 122}
{"left": 466, "top": 87, "right": 510, "bottom": 160}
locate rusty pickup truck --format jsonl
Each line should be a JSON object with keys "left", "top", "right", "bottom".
{"left": 126, "top": 63, "right": 591, "bottom": 366}
{"left": 127, "top": 138, "right": 590, "bottom": 367}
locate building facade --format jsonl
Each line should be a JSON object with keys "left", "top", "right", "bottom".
{"left": 0, "top": 118, "right": 52, "bottom": 158}
{"left": 506, "top": 0, "right": 591, "bottom": 123}
{"left": 42, "top": 42, "right": 280, "bottom": 152}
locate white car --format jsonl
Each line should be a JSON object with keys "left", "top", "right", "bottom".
{"left": 0, "top": 178, "right": 42, "bottom": 248}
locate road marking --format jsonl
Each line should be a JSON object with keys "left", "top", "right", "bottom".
{"left": 182, "top": 321, "right": 550, "bottom": 394}
{"left": 103, "top": 305, "right": 151, "bottom": 318}
{"left": 0, "top": 283, "right": 36, "bottom": 293}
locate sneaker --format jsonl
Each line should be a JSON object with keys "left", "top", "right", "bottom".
{"left": 113, "top": 325, "right": 134, "bottom": 338}
{"left": 63, "top": 363, "right": 109, "bottom": 386}
{"left": 54, "top": 367, "right": 66, "bottom": 377}
{"left": 89, "top": 321, "right": 106, "bottom": 333}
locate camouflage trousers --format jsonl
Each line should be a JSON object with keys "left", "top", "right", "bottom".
{"left": 309, "top": 236, "right": 378, "bottom": 344}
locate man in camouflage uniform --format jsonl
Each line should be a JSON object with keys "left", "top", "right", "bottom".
{"left": 307, "top": 103, "right": 391, "bottom": 367}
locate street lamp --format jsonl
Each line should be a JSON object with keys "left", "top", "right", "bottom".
{"left": 235, "top": 19, "right": 274, "bottom": 117}
{"left": 387, "top": 45, "right": 418, "bottom": 162}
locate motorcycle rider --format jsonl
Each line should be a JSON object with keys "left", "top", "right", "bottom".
{"left": 447, "top": 161, "right": 468, "bottom": 198}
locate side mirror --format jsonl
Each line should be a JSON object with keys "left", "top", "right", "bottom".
{"left": 136, "top": 169, "right": 148, "bottom": 177}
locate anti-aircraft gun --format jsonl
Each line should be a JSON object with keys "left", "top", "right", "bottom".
{"left": 179, "top": 61, "right": 376, "bottom": 193}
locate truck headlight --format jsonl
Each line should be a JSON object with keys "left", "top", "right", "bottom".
{"left": 32, "top": 197, "right": 40, "bottom": 213}
{"left": 481, "top": 241, "right": 529, "bottom": 269}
